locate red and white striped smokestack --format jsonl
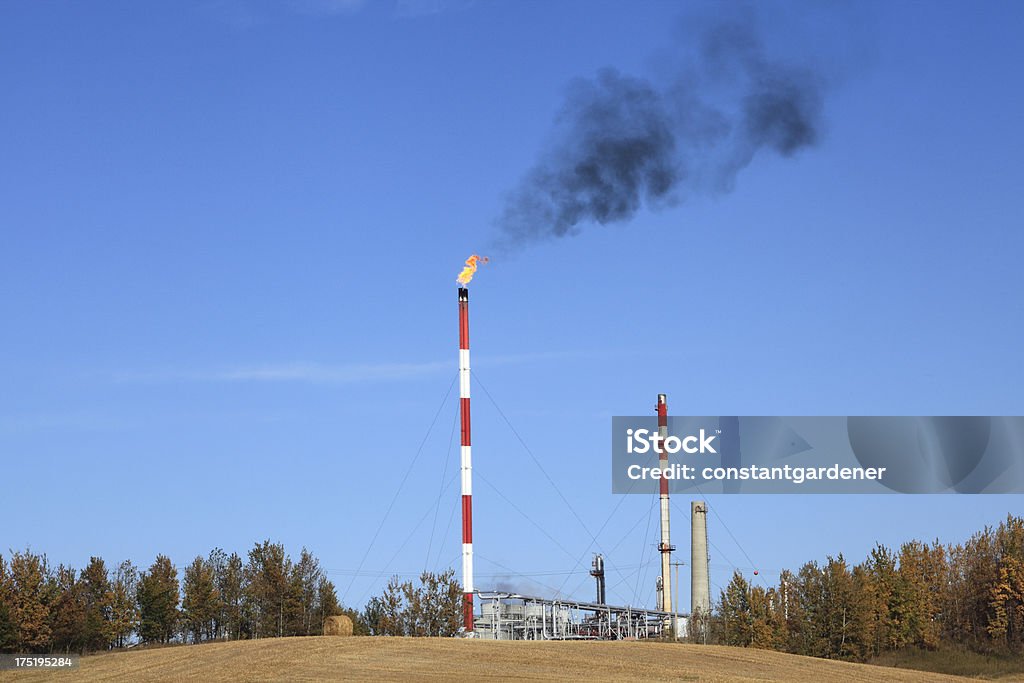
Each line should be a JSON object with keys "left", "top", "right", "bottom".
{"left": 458, "top": 287, "right": 474, "bottom": 632}
{"left": 657, "top": 393, "right": 673, "bottom": 615}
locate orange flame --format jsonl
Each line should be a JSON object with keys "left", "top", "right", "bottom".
{"left": 456, "top": 254, "right": 489, "bottom": 286}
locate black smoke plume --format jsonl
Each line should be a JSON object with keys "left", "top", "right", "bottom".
{"left": 497, "top": 17, "right": 824, "bottom": 246}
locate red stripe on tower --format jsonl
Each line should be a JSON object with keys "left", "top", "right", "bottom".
{"left": 457, "top": 287, "right": 474, "bottom": 633}
{"left": 461, "top": 496, "right": 473, "bottom": 543}
{"left": 658, "top": 396, "right": 668, "bottom": 497}
{"left": 460, "top": 398, "right": 471, "bottom": 446}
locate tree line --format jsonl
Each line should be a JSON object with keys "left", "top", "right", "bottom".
{"left": 3, "top": 516, "right": 1020, "bottom": 657}
{"left": 0, "top": 541, "right": 353, "bottom": 654}
{"left": 706, "top": 514, "right": 1024, "bottom": 660}
{"left": 361, "top": 569, "right": 463, "bottom": 637}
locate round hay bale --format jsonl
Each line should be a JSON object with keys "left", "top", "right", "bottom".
{"left": 323, "top": 614, "right": 354, "bottom": 637}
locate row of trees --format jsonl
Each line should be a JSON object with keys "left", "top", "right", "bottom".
{"left": 0, "top": 541, "right": 348, "bottom": 654}
{"left": 3, "top": 516, "right": 1020, "bottom": 658}
{"left": 362, "top": 569, "right": 463, "bottom": 637}
{"left": 709, "top": 514, "right": 1024, "bottom": 660}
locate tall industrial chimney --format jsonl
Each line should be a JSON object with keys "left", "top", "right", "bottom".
{"left": 657, "top": 394, "right": 674, "bottom": 615}
{"left": 458, "top": 287, "right": 474, "bottom": 633}
{"left": 691, "top": 501, "right": 711, "bottom": 620}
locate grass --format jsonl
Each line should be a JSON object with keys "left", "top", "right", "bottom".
{"left": 870, "top": 647, "right": 1024, "bottom": 680}
{"left": 0, "top": 637, "right": 979, "bottom": 682}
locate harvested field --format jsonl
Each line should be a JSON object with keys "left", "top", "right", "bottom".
{"left": 0, "top": 637, "right": 983, "bottom": 682}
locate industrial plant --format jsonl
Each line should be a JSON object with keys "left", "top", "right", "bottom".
{"left": 455, "top": 274, "right": 711, "bottom": 640}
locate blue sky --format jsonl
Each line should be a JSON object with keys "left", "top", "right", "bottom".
{"left": 2, "top": 0, "right": 1022, "bottom": 610}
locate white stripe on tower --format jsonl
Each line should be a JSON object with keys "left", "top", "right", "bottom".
{"left": 458, "top": 287, "right": 474, "bottom": 632}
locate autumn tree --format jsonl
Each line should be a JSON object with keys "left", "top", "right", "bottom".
{"left": 747, "top": 583, "right": 788, "bottom": 650}
{"left": 48, "top": 566, "right": 84, "bottom": 654}
{"left": 987, "top": 515, "right": 1024, "bottom": 651}
{"left": 0, "top": 545, "right": 340, "bottom": 649}
{"left": 718, "top": 571, "right": 753, "bottom": 647}
{"left": 864, "top": 544, "right": 903, "bottom": 652}
{"left": 0, "top": 555, "right": 15, "bottom": 652}
{"left": 848, "top": 563, "right": 882, "bottom": 660}
{"left": 8, "top": 550, "right": 54, "bottom": 652}
{"left": 898, "top": 540, "right": 946, "bottom": 649}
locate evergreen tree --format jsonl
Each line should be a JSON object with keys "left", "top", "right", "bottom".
{"left": 375, "top": 576, "right": 406, "bottom": 636}
{"left": 363, "top": 596, "right": 386, "bottom": 636}
{"left": 244, "top": 541, "right": 291, "bottom": 638}
{"left": 793, "top": 561, "right": 827, "bottom": 657}
{"left": 284, "top": 566, "right": 304, "bottom": 637}
{"left": 79, "top": 557, "right": 113, "bottom": 651}
{"left": 182, "top": 556, "right": 219, "bottom": 643}
{"left": 291, "top": 549, "right": 323, "bottom": 636}
{"left": 216, "top": 552, "right": 244, "bottom": 640}
{"left": 137, "top": 555, "right": 179, "bottom": 644}
{"left": 0, "top": 555, "right": 17, "bottom": 652}
{"left": 819, "top": 555, "right": 856, "bottom": 660}
{"left": 399, "top": 577, "right": 423, "bottom": 636}
{"left": 776, "top": 569, "right": 802, "bottom": 653}
{"left": 361, "top": 570, "right": 460, "bottom": 637}
{"left": 433, "top": 569, "right": 464, "bottom": 637}
{"left": 0, "top": 601, "right": 14, "bottom": 652}
{"left": 206, "top": 549, "right": 228, "bottom": 640}
{"left": 109, "top": 560, "right": 139, "bottom": 648}
{"left": 316, "top": 576, "right": 342, "bottom": 635}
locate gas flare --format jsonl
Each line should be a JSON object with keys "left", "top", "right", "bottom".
{"left": 456, "top": 254, "right": 489, "bottom": 286}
